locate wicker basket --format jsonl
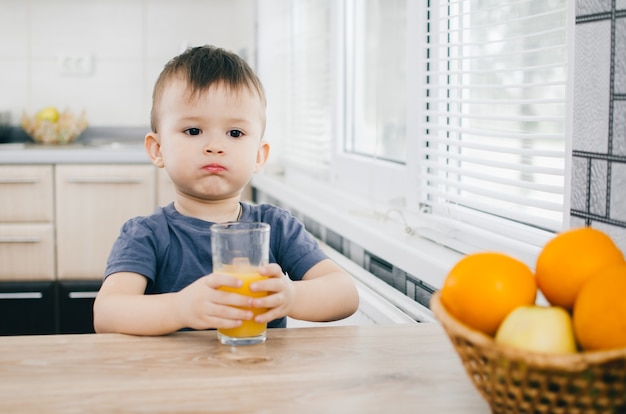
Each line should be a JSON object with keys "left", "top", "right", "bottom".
{"left": 430, "top": 291, "right": 626, "bottom": 414}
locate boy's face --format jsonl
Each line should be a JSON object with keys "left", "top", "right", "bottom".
{"left": 146, "top": 77, "right": 268, "bottom": 202}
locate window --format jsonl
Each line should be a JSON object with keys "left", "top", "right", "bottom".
{"left": 345, "top": 0, "right": 407, "bottom": 163}
{"left": 256, "top": 0, "right": 571, "bottom": 259}
{"left": 422, "top": 0, "right": 569, "bottom": 240}
{"left": 256, "top": 0, "right": 335, "bottom": 175}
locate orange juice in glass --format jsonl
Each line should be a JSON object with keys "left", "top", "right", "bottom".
{"left": 217, "top": 266, "right": 269, "bottom": 339}
{"left": 211, "top": 222, "right": 270, "bottom": 346}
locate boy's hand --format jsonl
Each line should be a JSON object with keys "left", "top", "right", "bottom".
{"left": 249, "top": 263, "right": 296, "bottom": 323}
{"left": 174, "top": 273, "right": 254, "bottom": 331}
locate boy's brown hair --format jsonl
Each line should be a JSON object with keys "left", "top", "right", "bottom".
{"left": 150, "top": 45, "right": 266, "bottom": 133}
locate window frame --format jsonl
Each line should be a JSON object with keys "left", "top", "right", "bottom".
{"left": 255, "top": 0, "right": 574, "bottom": 273}
{"left": 330, "top": 1, "right": 570, "bottom": 253}
{"left": 330, "top": 0, "right": 412, "bottom": 204}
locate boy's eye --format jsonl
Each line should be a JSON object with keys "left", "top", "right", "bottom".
{"left": 184, "top": 128, "right": 201, "bottom": 136}
{"left": 227, "top": 130, "right": 244, "bottom": 138}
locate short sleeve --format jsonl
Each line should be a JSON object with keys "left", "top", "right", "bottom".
{"left": 104, "top": 218, "right": 159, "bottom": 285}
{"left": 265, "top": 207, "right": 328, "bottom": 281}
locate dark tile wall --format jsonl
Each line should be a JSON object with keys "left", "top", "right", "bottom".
{"left": 572, "top": 0, "right": 626, "bottom": 251}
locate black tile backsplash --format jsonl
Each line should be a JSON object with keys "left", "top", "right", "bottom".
{"left": 572, "top": 1, "right": 626, "bottom": 251}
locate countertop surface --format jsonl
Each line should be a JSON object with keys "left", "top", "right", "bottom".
{"left": 0, "top": 141, "right": 149, "bottom": 164}
{"left": 0, "top": 323, "right": 489, "bottom": 413}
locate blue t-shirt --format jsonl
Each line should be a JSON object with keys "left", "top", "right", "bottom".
{"left": 104, "top": 202, "right": 328, "bottom": 328}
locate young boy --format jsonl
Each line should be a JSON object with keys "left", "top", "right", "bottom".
{"left": 93, "top": 45, "right": 359, "bottom": 335}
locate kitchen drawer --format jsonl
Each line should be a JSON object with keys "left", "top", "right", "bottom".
{"left": 0, "top": 165, "right": 54, "bottom": 222}
{"left": 56, "top": 164, "right": 156, "bottom": 280}
{"left": 58, "top": 280, "right": 101, "bottom": 334}
{"left": 0, "top": 223, "right": 55, "bottom": 281}
{"left": 0, "top": 281, "right": 57, "bottom": 335}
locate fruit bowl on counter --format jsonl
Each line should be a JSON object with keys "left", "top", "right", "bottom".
{"left": 21, "top": 107, "right": 88, "bottom": 145}
{"left": 431, "top": 291, "right": 626, "bottom": 414}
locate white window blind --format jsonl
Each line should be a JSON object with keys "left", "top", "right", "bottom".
{"left": 345, "top": 0, "right": 407, "bottom": 163}
{"left": 257, "top": 0, "right": 571, "bottom": 260}
{"left": 256, "top": 0, "right": 291, "bottom": 166}
{"left": 289, "top": 0, "right": 334, "bottom": 173}
{"left": 422, "top": 0, "right": 569, "bottom": 236}
{"left": 256, "top": 0, "right": 334, "bottom": 175}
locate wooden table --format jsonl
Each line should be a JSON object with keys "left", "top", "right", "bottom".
{"left": 0, "top": 323, "right": 489, "bottom": 413}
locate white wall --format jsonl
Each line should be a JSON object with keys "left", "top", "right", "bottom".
{"left": 0, "top": 0, "right": 256, "bottom": 127}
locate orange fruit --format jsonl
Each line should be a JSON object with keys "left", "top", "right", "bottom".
{"left": 535, "top": 227, "right": 624, "bottom": 310}
{"left": 440, "top": 252, "right": 537, "bottom": 336}
{"left": 573, "top": 263, "right": 626, "bottom": 351}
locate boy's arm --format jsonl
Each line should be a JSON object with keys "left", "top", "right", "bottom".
{"left": 93, "top": 272, "right": 254, "bottom": 335}
{"left": 93, "top": 272, "right": 181, "bottom": 335}
{"left": 287, "top": 259, "right": 360, "bottom": 322}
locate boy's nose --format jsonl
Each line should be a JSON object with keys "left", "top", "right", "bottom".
{"left": 204, "top": 140, "right": 225, "bottom": 154}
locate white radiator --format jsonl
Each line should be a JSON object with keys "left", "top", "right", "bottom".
{"left": 288, "top": 243, "right": 435, "bottom": 328}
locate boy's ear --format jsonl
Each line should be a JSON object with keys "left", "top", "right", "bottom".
{"left": 145, "top": 132, "right": 164, "bottom": 168}
{"left": 255, "top": 140, "right": 270, "bottom": 173}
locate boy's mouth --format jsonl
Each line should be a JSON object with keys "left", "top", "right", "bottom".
{"left": 202, "top": 163, "right": 227, "bottom": 173}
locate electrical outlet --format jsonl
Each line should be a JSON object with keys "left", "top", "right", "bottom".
{"left": 58, "top": 54, "right": 93, "bottom": 76}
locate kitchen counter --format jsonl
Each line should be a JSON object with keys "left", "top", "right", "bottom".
{"left": 0, "top": 323, "right": 489, "bottom": 413}
{"left": 0, "top": 141, "right": 149, "bottom": 164}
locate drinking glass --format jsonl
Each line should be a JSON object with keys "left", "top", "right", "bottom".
{"left": 211, "top": 222, "right": 270, "bottom": 345}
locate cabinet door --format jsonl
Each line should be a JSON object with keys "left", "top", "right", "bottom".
{"left": 0, "top": 224, "right": 55, "bottom": 281}
{"left": 0, "top": 281, "right": 57, "bottom": 335}
{"left": 57, "top": 280, "right": 101, "bottom": 334}
{"left": 0, "top": 165, "right": 53, "bottom": 222}
{"left": 55, "top": 165, "right": 156, "bottom": 280}
{"left": 157, "top": 167, "right": 176, "bottom": 207}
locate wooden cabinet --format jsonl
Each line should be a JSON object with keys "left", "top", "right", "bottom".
{"left": 0, "top": 224, "right": 55, "bottom": 281}
{"left": 0, "top": 163, "right": 160, "bottom": 334}
{"left": 0, "top": 165, "right": 55, "bottom": 281}
{"left": 57, "top": 280, "right": 102, "bottom": 334}
{"left": 157, "top": 167, "right": 176, "bottom": 206}
{"left": 0, "top": 165, "right": 54, "bottom": 222}
{"left": 0, "top": 281, "right": 57, "bottom": 335}
{"left": 55, "top": 165, "right": 157, "bottom": 280}
{"left": 1, "top": 164, "right": 165, "bottom": 281}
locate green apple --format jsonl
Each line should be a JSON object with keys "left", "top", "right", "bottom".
{"left": 35, "top": 106, "right": 60, "bottom": 123}
{"left": 495, "top": 305, "right": 577, "bottom": 354}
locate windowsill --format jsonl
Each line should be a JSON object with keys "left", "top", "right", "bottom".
{"left": 251, "top": 169, "right": 463, "bottom": 291}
